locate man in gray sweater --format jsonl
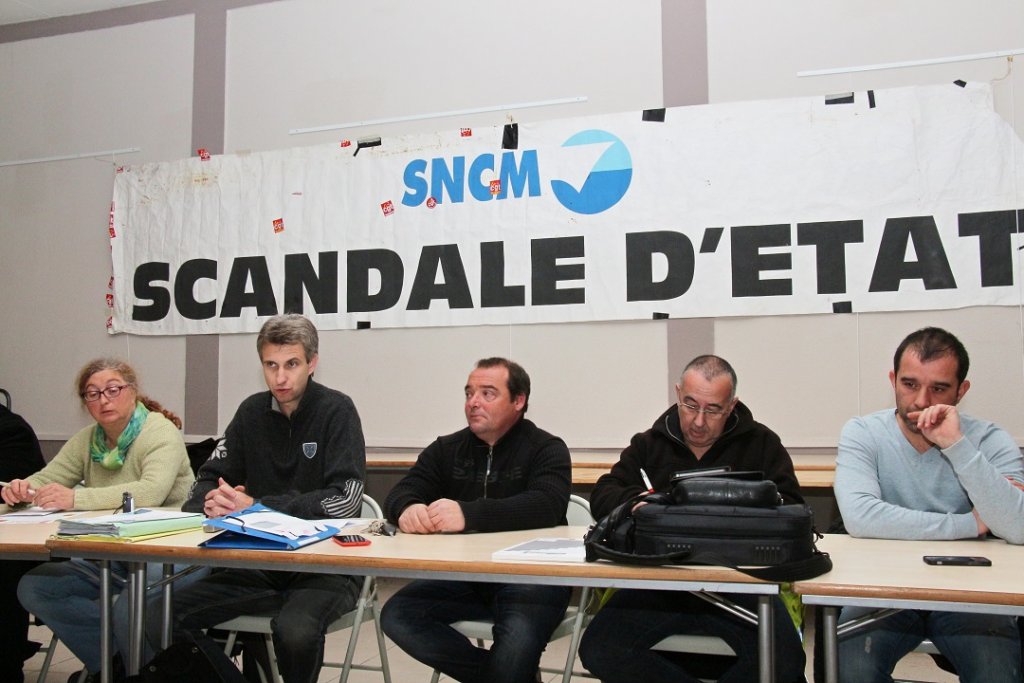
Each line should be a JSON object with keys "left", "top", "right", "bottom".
{"left": 834, "top": 326, "right": 1024, "bottom": 682}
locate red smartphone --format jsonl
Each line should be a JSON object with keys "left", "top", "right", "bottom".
{"left": 333, "top": 534, "right": 371, "bottom": 547}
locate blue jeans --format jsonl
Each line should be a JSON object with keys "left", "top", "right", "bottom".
{"left": 579, "top": 589, "right": 806, "bottom": 683}
{"left": 380, "top": 579, "right": 572, "bottom": 683}
{"left": 157, "top": 568, "right": 359, "bottom": 683}
{"left": 17, "top": 559, "right": 205, "bottom": 674}
{"left": 838, "top": 607, "right": 1021, "bottom": 683}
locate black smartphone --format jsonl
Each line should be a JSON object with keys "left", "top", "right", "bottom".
{"left": 334, "top": 534, "right": 371, "bottom": 547}
{"left": 923, "top": 555, "right": 991, "bottom": 566}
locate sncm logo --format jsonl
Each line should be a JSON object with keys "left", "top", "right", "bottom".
{"left": 400, "top": 128, "right": 632, "bottom": 215}
{"left": 551, "top": 129, "right": 632, "bottom": 215}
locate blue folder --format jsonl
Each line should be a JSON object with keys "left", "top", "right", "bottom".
{"left": 199, "top": 503, "right": 339, "bottom": 551}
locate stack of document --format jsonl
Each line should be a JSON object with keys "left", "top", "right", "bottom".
{"left": 492, "top": 537, "right": 585, "bottom": 563}
{"left": 57, "top": 509, "right": 203, "bottom": 541}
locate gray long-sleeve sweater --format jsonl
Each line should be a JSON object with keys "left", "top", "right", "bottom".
{"left": 836, "top": 408, "right": 1024, "bottom": 544}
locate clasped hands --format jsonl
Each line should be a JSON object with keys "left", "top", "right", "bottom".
{"left": 203, "top": 477, "right": 254, "bottom": 518}
{"left": 397, "top": 499, "right": 465, "bottom": 534}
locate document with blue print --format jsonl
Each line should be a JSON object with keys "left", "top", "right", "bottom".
{"left": 201, "top": 503, "right": 343, "bottom": 550}
{"left": 492, "top": 538, "right": 585, "bottom": 563}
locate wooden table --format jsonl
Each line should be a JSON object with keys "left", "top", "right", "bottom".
{"left": 0, "top": 516, "right": 58, "bottom": 560}
{"left": 48, "top": 525, "right": 784, "bottom": 683}
{"left": 794, "top": 534, "right": 1024, "bottom": 683}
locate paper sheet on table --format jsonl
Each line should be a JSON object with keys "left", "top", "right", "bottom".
{"left": 311, "top": 518, "right": 374, "bottom": 532}
{"left": 492, "top": 538, "right": 586, "bottom": 563}
{"left": 0, "top": 508, "right": 82, "bottom": 524}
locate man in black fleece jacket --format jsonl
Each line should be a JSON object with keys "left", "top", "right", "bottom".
{"left": 579, "top": 354, "right": 806, "bottom": 683}
{"left": 381, "top": 357, "right": 571, "bottom": 683}
{"left": 154, "top": 315, "right": 365, "bottom": 683}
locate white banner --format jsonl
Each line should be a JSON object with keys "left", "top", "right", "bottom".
{"left": 109, "top": 83, "right": 1024, "bottom": 335}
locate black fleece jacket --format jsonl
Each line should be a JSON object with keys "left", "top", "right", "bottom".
{"left": 590, "top": 401, "right": 803, "bottom": 520}
{"left": 384, "top": 417, "right": 571, "bottom": 532}
{"left": 185, "top": 380, "right": 366, "bottom": 519}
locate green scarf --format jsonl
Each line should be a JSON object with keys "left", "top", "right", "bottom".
{"left": 89, "top": 402, "right": 149, "bottom": 470}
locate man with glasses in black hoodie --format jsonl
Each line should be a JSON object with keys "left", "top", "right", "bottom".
{"left": 579, "top": 354, "right": 806, "bottom": 683}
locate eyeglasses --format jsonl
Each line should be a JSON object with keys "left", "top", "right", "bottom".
{"left": 82, "top": 384, "right": 131, "bottom": 402}
{"left": 678, "top": 401, "right": 730, "bottom": 419}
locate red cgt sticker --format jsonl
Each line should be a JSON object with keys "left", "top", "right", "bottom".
{"left": 381, "top": 200, "right": 395, "bottom": 216}
{"left": 273, "top": 218, "right": 285, "bottom": 233}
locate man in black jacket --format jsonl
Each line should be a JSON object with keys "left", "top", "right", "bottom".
{"left": 579, "top": 354, "right": 806, "bottom": 683}
{"left": 152, "top": 314, "right": 365, "bottom": 683}
{"left": 381, "top": 357, "right": 572, "bottom": 683}
{"left": 0, "top": 404, "right": 46, "bottom": 683}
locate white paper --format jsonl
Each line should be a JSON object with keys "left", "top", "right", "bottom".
{"left": 492, "top": 538, "right": 586, "bottom": 563}
{"left": 0, "top": 509, "right": 82, "bottom": 524}
{"left": 81, "top": 509, "right": 200, "bottom": 525}
{"left": 221, "top": 510, "right": 336, "bottom": 539}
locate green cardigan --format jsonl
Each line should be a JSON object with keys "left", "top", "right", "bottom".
{"left": 27, "top": 411, "right": 194, "bottom": 510}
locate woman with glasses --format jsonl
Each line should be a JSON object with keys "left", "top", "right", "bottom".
{"left": 4, "top": 358, "right": 194, "bottom": 683}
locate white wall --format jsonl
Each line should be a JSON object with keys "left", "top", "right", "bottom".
{"left": 705, "top": 0, "right": 1024, "bottom": 447}
{"left": 224, "top": 0, "right": 664, "bottom": 152}
{"left": 0, "top": 15, "right": 194, "bottom": 439}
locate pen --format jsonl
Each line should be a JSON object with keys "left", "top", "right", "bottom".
{"left": 0, "top": 481, "right": 37, "bottom": 496}
{"left": 639, "top": 469, "right": 655, "bottom": 493}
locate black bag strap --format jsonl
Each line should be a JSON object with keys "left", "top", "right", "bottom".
{"left": 683, "top": 548, "right": 833, "bottom": 582}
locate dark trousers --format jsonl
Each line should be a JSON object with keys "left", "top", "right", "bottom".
{"left": 1, "top": 559, "right": 41, "bottom": 683}
{"left": 152, "top": 569, "right": 359, "bottom": 683}
{"left": 381, "top": 579, "right": 572, "bottom": 683}
{"left": 579, "top": 588, "right": 806, "bottom": 683}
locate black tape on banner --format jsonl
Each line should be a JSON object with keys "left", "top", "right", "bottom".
{"left": 867, "top": 90, "right": 876, "bottom": 108}
{"left": 832, "top": 302, "right": 853, "bottom": 314}
{"left": 357, "top": 321, "right": 371, "bottom": 330}
{"left": 354, "top": 136, "right": 381, "bottom": 157}
{"left": 652, "top": 312, "right": 669, "bottom": 320}
{"left": 642, "top": 108, "right": 666, "bottom": 122}
{"left": 954, "top": 79, "right": 967, "bottom": 88}
{"left": 502, "top": 123, "right": 519, "bottom": 150}
{"left": 825, "top": 92, "right": 855, "bottom": 105}
{"left": 700, "top": 227, "right": 724, "bottom": 253}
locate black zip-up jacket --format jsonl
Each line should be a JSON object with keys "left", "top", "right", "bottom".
{"left": 0, "top": 405, "right": 45, "bottom": 481}
{"left": 590, "top": 401, "right": 803, "bottom": 520}
{"left": 384, "top": 417, "right": 571, "bottom": 532}
{"left": 184, "top": 380, "right": 366, "bottom": 519}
